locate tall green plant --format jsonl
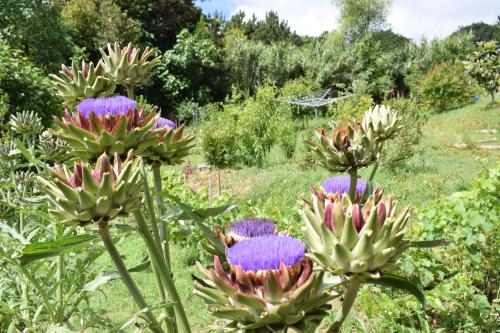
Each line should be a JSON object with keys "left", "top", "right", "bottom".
{"left": 465, "top": 40, "right": 500, "bottom": 103}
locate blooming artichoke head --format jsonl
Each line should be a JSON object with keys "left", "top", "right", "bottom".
{"left": 299, "top": 189, "right": 410, "bottom": 275}
{"left": 139, "top": 118, "right": 195, "bottom": 166}
{"left": 49, "top": 60, "right": 116, "bottom": 107}
{"left": 322, "top": 176, "right": 368, "bottom": 199}
{"left": 99, "top": 42, "right": 161, "bottom": 88}
{"left": 361, "top": 105, "right": 402, "bottom": 142}
{"left": 51, "top": 96, "right": 161, "bottom": 161}
{"left": 9, "top": 111, "right": 43, "bottom": 136}
{"left": 219, "top": 218, "right": 277, "bottom": 247}
{"left": 194, "top": 235, "right": 337, "bottom": 332}
{"left": 37, "top": 151, "right": 142, "bottom": 226}
{"left": 305, "top": 120, "right": 382, "bottom": 173}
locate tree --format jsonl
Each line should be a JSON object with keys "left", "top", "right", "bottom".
{"left": 0, "top": 0, "right": 72, "bottom": 72}
{"left": 334, "top": 0, "right": 392, "bottom": 41}
{"left": 465, "top": 41, "right": 500, "bottom": 103}
{"left": 115, "top": 0, "right": 202, "bottom": 50}
{"left": 453, "top": 21, "right": 500, "bottom": 43}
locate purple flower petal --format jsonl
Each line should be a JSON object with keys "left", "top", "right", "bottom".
{"left": 155, "top": 117, "right": 176, "bottom": 129}
{"left": 230, "top": 218, "right": 276, "bottom": 237}
{"left": 76, "top": 96, "right": 136, "bottom": 118}
{"left": 322, "top": 176, "right": 367, "bottom": 194}
{"left": 227, "top": 235, "right": 305, "bottom": 272}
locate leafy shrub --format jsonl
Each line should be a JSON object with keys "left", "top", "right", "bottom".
{"left": 415, "top": 61, "right": 478, "bottom": 110}
{"left": 176, "top": 100, "right": 204, "bottom": 124}
{"left": 201, "top": 110, "right": 239, "bottom": 169}
{"left": 277, "top": 121, "right": 297, "bottom": 159}
{"left": 0, "top": 45, "right": 61, "bottom": 126}
{"left": 464, "top": 40, "right": 500, "bottom": 103}
{"left": 381, "top": 98, "right": 429, "bottom": 167}
{"left": 329, "top": 94, "right": 374, "bottom": 120}
{"left": 280, "top": 78, "right": 321, "bottom": 119}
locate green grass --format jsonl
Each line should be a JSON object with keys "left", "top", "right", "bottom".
{"left": 87, "top": 97, "right": 499, "bottom": 332}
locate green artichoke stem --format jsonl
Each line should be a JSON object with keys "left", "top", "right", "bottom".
{"left": 152, "top": 165, "right": 172, "bottom": 271}
{"left": 327, "top": 275, "right": 364, "bottom": 333}
{"left": 348, "top": 169, "right": 358, "bottom": 202}
{"left": 98, "top": 222, "right": 164, "bottom": 333}
{"left": 126, "top": 85, "right": 135, "bottom": 99}
{"left": 141, "top": 162, "right": 177, "bottom": 333}
{"left": 361, "top": 162, "right": 379, "bottom": 202}
{"left": 133, "top": 210, "right": 192, "bottom": 333}
{"left": 56, "top": 253, "right": 64, "bottom": 321}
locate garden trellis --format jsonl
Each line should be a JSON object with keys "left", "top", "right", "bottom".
{"left": 281, "top": 88, "right": 354, "bottom": 127}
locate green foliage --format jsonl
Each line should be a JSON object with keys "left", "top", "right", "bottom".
{"left": 453, "top": 21, "right": 500, "bottom": 43}
{"left": 280, "top": 78, "right": 321, "bottom": 119}
{"left": 465, "top": 40, "right": 500, "bottom": 102}
{"left": 381, "top": 98, "right": 428, "bottom": 167}
{"left": 201, "top": 109, "right": 239, "bottom": 169}
{"left": 158, "top": 23, "right": 225, "bottom": 107}
{"left": 415, "top": 61, "right": 478, "bottom": 110}
{"left": 0, "top": 45, "right": 61, "bottom": 126}
{"left": 0, "top": 0, "right": 72, "bottom": 72}
{"left": 330, "top": 95, "right": 374, "bottom": 120}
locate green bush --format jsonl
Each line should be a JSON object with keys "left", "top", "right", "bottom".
{"left": 415, "top": 61, "right": 479, "bottom": 111}
{"left": 381, "top": 98, "right": 429, "bottom": 167}
{"left": 0, "top": 45, "right": 61, "bottom": 126}
{"left": 329, "top": 94, "right": 374, "bottom": 120}
{"left": 201, "top": 109, "right": 239, "bottom": 169}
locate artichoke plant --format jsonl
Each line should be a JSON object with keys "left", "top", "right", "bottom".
{"left": 0, "top": 140, "right": 19, "bottom": 162}
{"left": 9, "top": 111, "right": 43, "bottom": 136}
{"left": 39, "top": 130, "right": 69, "bottom": 163}
{"left": 99, "top": 42, "right": 161, "bottom": 92}
{"left": 361, "top": 105, "right": 401, "bottom": 142}
{"left": 218, "top": 218, "right": 277, "bottom": 247}
{"left": 322, "top": 176, "right": 367, "bottom": 196}
{"left": 49, "top": 61, "right": 116, "bottom": 107}
{"left": 140, "top": 119, "right": 195, "bottom": 166}
{"left": 299, "top": 188, "right": 410, "bottom": 275}
{"left": 52, "top": 96, "right": 161, "bottom": 161}
{"left": 37, "top": 151, "right": 142, "bottom": 226}
{"left": 194, "top": 235, "right": 338, "bottom": 332}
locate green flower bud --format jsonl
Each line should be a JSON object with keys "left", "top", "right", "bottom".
{"left": 9, "top": 111, "right": 43, "bottom": 136}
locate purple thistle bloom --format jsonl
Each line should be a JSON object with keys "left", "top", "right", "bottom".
{"left": 230, "top": 218, "right": 276, "bottom": 238}
{"left": 322, "top": 176, "right": 367, "bottom": 194}
{"left": 76, "top": 96, "right": 136, "bottom": 118}
{"left": 156, "top": 117, "right": 176, "bottom": 129}
{"left": 227, "top": 235, "right": 305, "bottom": 272}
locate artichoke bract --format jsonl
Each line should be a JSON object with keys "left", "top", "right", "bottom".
{"left": 37, "top": 151, "right": 142, "bottom": 226}
{"left": 52, "top": 96, "right": 161, "bottom": 161}
{"left": 218, "top": 218, "right": 277, "bottom": 247}
{"left": 305, "top": 121, "right": 382, "bottom": 173}
{"left": 39, "top": 130, "right": 69, "bottom": 163}
{"left": 140, "top": 118, "right": 195, "bottom": 166}
{"left": 299, "top": 189, "right": 410, "bottom": 275}
{"left": 99, "top": 42, "right": 161, "bottom": 89}
{"left": 49, "top": 61, "right": 116, "bottom": 107}
{"left": 361, "top": 105, "right": 402, "bottom": 142}
{"left": 9, "top": 111, "right": 43, "bottom": 136}
{"left": 194, "top": 235, "right": 337, "bottom": 332}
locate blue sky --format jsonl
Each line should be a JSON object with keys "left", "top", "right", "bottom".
{"left": 196, "top": 0, "right": 500, "bottom": 40}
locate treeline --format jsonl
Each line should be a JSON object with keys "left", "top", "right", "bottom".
{"left": 0, "top": 0, "right": 499, "bottom": 124}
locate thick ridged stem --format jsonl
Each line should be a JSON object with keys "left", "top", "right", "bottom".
{"left": 348, "top": 169, "right": 358, "bottom": 202}
{"left": 56, "top": 254, "right": 64, "bottom": 321}
{"left": 98, "top": 222, "right": 163, "bottom": 333}
{"left": 327, "top": 275, "right": 364, "bottom": 333}
{"left": 133, "top": 210, "right": 192, "bottom": 333}
{"left": 140, "top": 162, "right": 177, "bottom": 333}
{"left": 152, "top": 165, "right": 171, "bottom": 271}
{"left": 126, "top": 85, "right": 135, "bottom": 99}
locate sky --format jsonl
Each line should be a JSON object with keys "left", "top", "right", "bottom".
{"left": 197, "top": 0, "right": 500, "bottom": 41}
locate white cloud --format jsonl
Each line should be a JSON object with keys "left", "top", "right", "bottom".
{"left": 232, "top": 0, "right": 339, "bottom": 36}
{"left": 226, "top": 0, "right": 500, "bottom": 40}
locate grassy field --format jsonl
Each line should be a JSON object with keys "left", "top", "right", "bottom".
{"left": 88, "top": 97, "right": 499, "bottom": 332}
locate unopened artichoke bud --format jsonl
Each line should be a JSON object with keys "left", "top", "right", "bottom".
{"left": 14, "top": 170, "right": 36, "bottom": 193}
{"left": 39, "top": 131, "right": 69, "bottom": 163}
{"left": 0, "top": 140, "right": 20, "bottom": 162}
{"left": 139, "top": 118, "right": 195, "bottom": 166}
{"left": 99, "top": 42, "right": 161, "bottom": 88}
{"left": 194, "top": 235, "right": 338, "bottom": 332}
{"left": 218, "top": 217, "right": 276, "bottom": 247}
{"left": 51, "top": 96, "right": 162, "bottom": 162}
{"left": 361, "top": 105, "right": 402, "bottom": 142}
{"left": 9, "top": 111, "right": 43, "bottom": 136}
{"left": 50, "top": 60, "right": 116, "bottom": 107}
{"left": 37, "top": 151, "right": 143, "bottom": 226}
{"left": 299, "top": 191, "right": 410, "bottom": 275}
{"left": 304, "top": 121, "right": 382, "bottom": 173}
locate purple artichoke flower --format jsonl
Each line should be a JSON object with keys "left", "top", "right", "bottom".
{"left": 230, "top": 218, "right": 276, "bottom": 238}
{"left": 227, "top": 235, "right": 305, "bottom": 272}
{"left": 155, "top": 117, "right": 176, "bottom": 129}
{"left": 322, "top": 176, "right": 367, "bottom": 195}
{"left": 76, "top": 96, "right": 136, "bottom": 118}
